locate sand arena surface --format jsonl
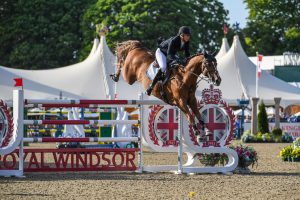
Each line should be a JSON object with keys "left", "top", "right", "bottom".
{"left": 0, "top": 142, "right": 299, "bottom": 200}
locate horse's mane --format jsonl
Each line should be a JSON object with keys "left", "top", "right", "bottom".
{"left": 116, "top": 40, "right": 153, "bottom": 62}
{"left": 185, "top": 52, "right": 203, "bottom": 64}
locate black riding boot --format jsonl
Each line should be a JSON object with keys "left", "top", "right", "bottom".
{"left": 146, "top": 69, "right": 162, "bottom": 96}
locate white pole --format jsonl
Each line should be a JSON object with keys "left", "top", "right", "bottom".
{"left": 256, "top": 52, "right": 259, "bottom": 98}
{"left": 138, "top": 93, "right": 143, "bottom": 173}
{"left": 177, "top": 109, "right": 183, "bottom": 174}
{"left": 16, "top": 88, "right": 25, "bottom": 177}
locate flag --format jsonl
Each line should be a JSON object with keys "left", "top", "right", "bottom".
{"left": 14, "top": 78, "right": 23, "bottom": 87}
{"left": 223, "top": 24, "right": 228, "bottom": 35}
{"left": 257, "top": 54, "right": 263, "bottom": 78}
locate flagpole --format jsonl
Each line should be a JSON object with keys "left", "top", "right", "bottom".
{"left": 256, "top": 52, "right": 259, "bottom": 98}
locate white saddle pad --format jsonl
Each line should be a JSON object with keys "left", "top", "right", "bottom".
{"left": 146, "top": 62, "right": 160, "bottom": 80}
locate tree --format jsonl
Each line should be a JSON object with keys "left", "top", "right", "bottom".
{"left": 80, "top": 0, "right": 228, "bottom": 59}
{"left": 258, "top": 101, "right": 269, "bottom": 134}
{"left": 243, "top": 0, "right": 300, "bottom": 56}
{"left": 0, "top": 0, "right": 95, "bottom": 69}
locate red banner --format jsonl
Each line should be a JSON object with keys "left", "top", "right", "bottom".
{"left": 0, "top": 148, "right": 138, "bottom": 172}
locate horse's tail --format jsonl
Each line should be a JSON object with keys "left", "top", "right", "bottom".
{"left": 116, "top": 40, "right": 143, "bottom": 63}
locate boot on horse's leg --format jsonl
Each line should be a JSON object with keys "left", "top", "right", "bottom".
{"left": 193, "top": 120, "right": 210, "bottom": 142}
{"left": 146, "top": 68, "right": 162, "bottom": 96}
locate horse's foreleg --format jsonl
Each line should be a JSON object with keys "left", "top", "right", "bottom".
{"left": 177, "top": 99, "right": 201, "bottom": 136}
{"left": 188, "top": 95, "right": 205, "bottom": 128}
{"left": 188, "top": 96, "right": 213, "bottom": 141}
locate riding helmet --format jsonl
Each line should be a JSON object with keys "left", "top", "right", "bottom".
{"left": 178, "top": 26, "right": 191, "bottom": 35}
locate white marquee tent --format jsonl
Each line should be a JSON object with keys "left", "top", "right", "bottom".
{"left": 0, "top": 36, "right": 113, "bottom": 100}
{"left": 197, "top": 36, "right": 300, "bottom": 107}
{"left": 216, "top": 37, "right": 230, "bottom": 60}
{"left": 1, "top": 35, "right": 299, "bottom": 108}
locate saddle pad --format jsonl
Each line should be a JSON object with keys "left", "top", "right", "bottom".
{"left": 146, "top": 62, "right": 160, "bottom": 80}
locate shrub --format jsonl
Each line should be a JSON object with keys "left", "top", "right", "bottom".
{"left": 258, "top": 101, "right": 269, "bottom": 134}
{"left": 262, "top": 133, "right": 274, "bottom": 142}
{"left": 241, "top": 132, "right": 255, "bottom": 143}
{"left": 272, "top": 128, "right": 282, "bottom": 136}
{"left": 282, "top": 133, "right": 293, "bottom": 143}
{"left": 279, "top": 146, "right": 294, "bottom": 161}
{"left": 272, "top": 128, "right": 283, "bottom": 142}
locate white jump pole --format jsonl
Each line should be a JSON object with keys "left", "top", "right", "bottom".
{"left": 177, "top": 109, "right": 183, "bottom": 174}
{"left": 138, "top": 93, "right": 144, "bottom": 173}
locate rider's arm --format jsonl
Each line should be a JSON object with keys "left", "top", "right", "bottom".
{"left": 185, "top": 41, "right": 190, "bottom": 58}
{"left": 166, "top": 37, "right": 177, "bottom": 62}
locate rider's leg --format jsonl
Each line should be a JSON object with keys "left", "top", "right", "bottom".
{"left": 155, "top": 48, "right": 167, "bottom": 72}
{"left": 146, "top": 49, "right": 166, "bottom": 95}
{"left": 146, "top": 68, "right": 162, "bottom": 95}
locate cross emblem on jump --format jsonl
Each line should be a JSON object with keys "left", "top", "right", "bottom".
{"left": 206, "top": 108, "right": 226, "bottom": 141}
{"left": 156, "top": 109, "right": 178, "bottom": 146}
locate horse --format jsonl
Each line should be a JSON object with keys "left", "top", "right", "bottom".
{"left": 110, "top": 40, "right": 221, "bottom": 136}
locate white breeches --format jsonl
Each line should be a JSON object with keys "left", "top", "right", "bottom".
{"left": 155, "top": 48, "right": 167, "bottom": 72}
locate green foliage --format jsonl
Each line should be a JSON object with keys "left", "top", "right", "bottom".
{"left": 272, "top": 128, "right": 283, "bottom": 142}
{"left": 281, "top": 132, "right": 293, "bottom": 143}
{"left": 243, "top": 0, "right": 300, "bottom": 55}
{"left": 258, "top": 101, "right": 269, "bottom": 134}
{"left": 0, "top": 0, "right": 96, "bottom": 69}
{"left": 242, "top": 132, "right": 275, "bottom": 143}
{"left": 80, "top": 0, "right": 228, "bottom": 59}
{"left": 280, "top": 142, "right": 300, "bottom": 162}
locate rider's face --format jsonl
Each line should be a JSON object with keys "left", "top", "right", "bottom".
{"left": 181, "top": 34, "right": 190, "bottom": 42}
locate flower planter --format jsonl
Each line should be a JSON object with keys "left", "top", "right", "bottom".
{"left": 199, "top": 159, "right": 219, "bottom": 166}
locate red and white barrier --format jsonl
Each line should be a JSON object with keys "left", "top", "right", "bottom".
{"left": 23, "top": 119, "right": 139, "bottom": 125}
{"left": 0, "top": 86, "right": 238, "bottom": 177}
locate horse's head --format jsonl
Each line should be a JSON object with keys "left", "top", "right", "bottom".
{"left": 201, "top": 51, "right": 221, "bottom": 86}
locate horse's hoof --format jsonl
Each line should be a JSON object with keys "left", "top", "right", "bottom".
{"left": 204, "top": 128, "right": 212, "bottom": 136}
{"left": 196, "top": 135, "right": 204, "bottom": 143}
{"left": 110, "top": 74, "right": 119, "bottom": 82}
{"left": 193, "top": 129, "right": 201, "bottom": 136}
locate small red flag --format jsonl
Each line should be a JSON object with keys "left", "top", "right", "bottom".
{"left": 257, "top": 54, "right": 263, "bottom": 78}
{"left": 14, "top": 78, "right": 23, "bottom": 87}
{"left": 223, "top": 24, "right": 228, "bottom": 35}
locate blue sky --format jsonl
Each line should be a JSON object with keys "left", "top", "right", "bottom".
{"left": 219, "top": 0, "right": 249, "bottom": 28}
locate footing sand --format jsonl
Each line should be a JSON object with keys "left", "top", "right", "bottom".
{"left": 0, "top": 143, "right": 299, "bottom": 200}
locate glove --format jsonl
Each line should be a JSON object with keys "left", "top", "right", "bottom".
{"left": 170, "top": 60, "right": 179, "bottom": 67}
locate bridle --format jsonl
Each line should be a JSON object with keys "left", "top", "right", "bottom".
{"left": 179, "top": 56, "right": 219, "bottom": 86}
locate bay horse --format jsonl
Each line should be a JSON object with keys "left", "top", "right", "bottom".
{"left": 111, "top": 40, "right": 221, "bottom": 135}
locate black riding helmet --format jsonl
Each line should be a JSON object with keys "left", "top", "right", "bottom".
{"left": 178, "top": 26, "right": 191, "bottom": 35}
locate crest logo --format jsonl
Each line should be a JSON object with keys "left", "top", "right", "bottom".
{"left": 189, "top": 85, "right": 235, "bottom": 147}
{"left": 148, "top": 105, "right": 179, "bottom": 147}
{"left": 0, "top": 100, "right": 14, "bottom": 148}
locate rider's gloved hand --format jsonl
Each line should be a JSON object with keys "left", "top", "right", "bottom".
{"left": 170, "top": 60, "right": 179, "bottom": 67}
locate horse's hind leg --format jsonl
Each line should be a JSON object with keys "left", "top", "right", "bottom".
{"left": 110, "top": 63, "right": 122, "bottom": 82}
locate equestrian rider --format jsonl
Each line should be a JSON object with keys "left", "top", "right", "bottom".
{"left": 146, "top": 26, "right": 191, "bottom": 95}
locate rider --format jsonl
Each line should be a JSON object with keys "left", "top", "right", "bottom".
{"left": 146, "top": 26, "right": 191, "bottom": 95}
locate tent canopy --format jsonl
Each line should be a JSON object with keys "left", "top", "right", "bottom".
{"left": 0, "top": 37, "right": 111, "bottom": 100}
{"left": 216, "top": 37, "right": 230, "bottom": 60}
{"left": 197, "top": 36, "right": 300, "bottom": 108}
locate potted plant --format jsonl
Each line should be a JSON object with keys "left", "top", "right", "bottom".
{"left": 230, "top": 145, "right": 258, "bottom": 173}
{"left": 280, "top": 137, "right": 300, "bottom": 162}
{"left": 196, "top": 153, "right": 225, "bottom": 166}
